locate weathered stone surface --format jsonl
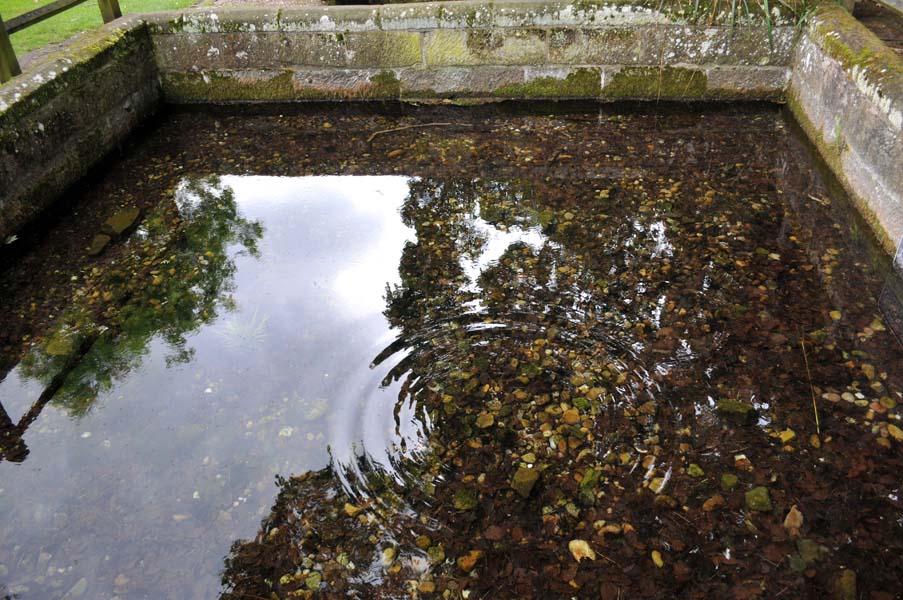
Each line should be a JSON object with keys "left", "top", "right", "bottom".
{"left": 424, "top": 29, "right": 546, "bottom": 66}
{"left": 492, "top": 0, "right": 671, "bottom": 28}
{"left": 705, "top": 65, "right": 788, "bottom": 100}
{"left": 548, "top": 27, "right": 651, "bottom": 64}
{"left": 789, "top": 4, "right": 903, "bottom": 256}
{"left": 144, "top": 1, "right": 814, "bottom": 107}
{"left": 380, "top": 1, "right": 493, "bottom": 31}
{"left": 161, "top": 68, "right": 403, "bottom": 103}
{"left": 399, "top": 66, "right": 524, "bottom": 97}
{"left": 0, "top": 18, "right": 159, "bottom": 241}
{"left": 652, "top": 26, "right": 796, "bottom": 66}
{"left": 154, "top": 31, "right": 421, "bottom": 71}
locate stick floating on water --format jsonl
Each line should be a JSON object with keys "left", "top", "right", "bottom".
{"left": 366, "top": 122, "right": 471, "bottom": 143}
{"left": 799, "top": 330, "right": 821, "bottom": 435}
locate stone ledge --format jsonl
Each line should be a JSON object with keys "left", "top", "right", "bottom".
{"left": 143, "top": 0, "right": 800, "bottom": 35}
{"left": 159, "top": 64, "right": 788, "bottom": 102}
{"left": 789, "top": 4, "right": 903, "bottom": 257}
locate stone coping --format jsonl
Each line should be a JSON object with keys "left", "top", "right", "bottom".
{"left": 142, "top": 0, "right": 800, "bottom": 34}
{"left": 789, "top": 4, "right": 903, "bottom": 258}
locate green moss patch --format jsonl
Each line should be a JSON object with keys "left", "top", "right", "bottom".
{"left": 602, "top": 66, "right": 708, "bottom": 99}
{"left": 494, "top": 68, "right": 601, "bottom": 99}
{"left": 368, "top": 70, "right": 401, "bottom": 98}
{"left": 162, "top": 69, "right": 405, "bottom": 103}
{"left": 162, "top": 71, "right": 295, "bottom": 103}
{"left": 810, "top": 5, "right": 903, "bottom": 82}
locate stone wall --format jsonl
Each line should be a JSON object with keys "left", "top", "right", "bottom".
{"left": 144, "top": 1, "right": 796, "bottom": 103}
{"left": 789, "top": 4, "right": 903, "bottom": 259}
{"left": 2, "top": 0, "right": 902, "bottom": 264}
{"left": 877, "top": 0, "right": 903, "bottom": 18}
{"left": 0, "top": 18, "right": 160, "bottom": 240}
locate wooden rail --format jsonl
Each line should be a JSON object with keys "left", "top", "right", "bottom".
{"left": 0, "top": 0, "right": 122, "bottom": 84}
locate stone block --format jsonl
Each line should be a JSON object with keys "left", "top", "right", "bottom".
{"left": 548, "top": 27, "right": 653, "bottom": 64}
{"left": 399, "top": 66, "right": 525, "bottom": 97}
{"left": 424, "top": 29, "right": 546, "bottom": 67}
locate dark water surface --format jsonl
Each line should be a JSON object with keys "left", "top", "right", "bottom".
{"left": 0, "top": 103, "right": 901, "bottom": 599}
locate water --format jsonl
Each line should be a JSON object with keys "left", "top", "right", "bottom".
{"left": 0, "top": 103, "right": 901, "bottom": 599}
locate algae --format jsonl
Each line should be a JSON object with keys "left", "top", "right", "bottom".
{"left": 602, "top": 66, "right": 708, "bottom": 99}
{"left": 494, "top": 68, "right": 601, "bottom": 98}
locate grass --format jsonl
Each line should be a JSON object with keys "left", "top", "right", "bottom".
{"left": 4, "top": 0, "right": 196, "bottom": 55}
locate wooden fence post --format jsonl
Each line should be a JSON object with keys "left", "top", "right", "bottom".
{"left": 0, "top": 16, "right": 22, "bottom": 84}
{"left": 97, "top": 0, "right": 122, "bottom": 24}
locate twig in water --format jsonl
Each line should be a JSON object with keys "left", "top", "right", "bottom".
{"left": 366, "top": 122, "right": 471, "bottom": 143}
{"left": 598, "top": 552, "right": 621, "bottom": 568}
{"left": 799, "top": 329, "right": 821, "bottom": 435}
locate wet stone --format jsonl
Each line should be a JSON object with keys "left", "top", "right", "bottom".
{"left": 716, "top": 399, "right": 758, "bottom": 424}
{"left": 745, "top": 487, "right": 773, "bottom": 512}
{"left": 511, "top": 466, "right": 540, "bottom": 498}
{"left": 453, "top": 488, "right": 478, "bottom": 510}
{"left": 103, "top": 207, "right": 141, "bottom": 235}
{"left": 456, "top": 550, "right": 482, "bottom": 573}
{"left": 832, "top": 569, "right": 857, "bottom": 600}
{"left": 86, "top": 233, "right": 111, "bottom": 256}
{"left": 305, "top": 571, "right": 322, "bottom": 591}
{"left": 475, "top": 413, "right": 494, "bottom": 428}
{"left": 797, "top": 538, "right": 828, "bottom": 564}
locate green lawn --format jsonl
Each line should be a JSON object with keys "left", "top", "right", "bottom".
{"left": 4, "top": 0, "right": 197, "bottom": 55}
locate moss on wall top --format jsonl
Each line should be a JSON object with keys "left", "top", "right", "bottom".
{"left": 809, "top": 4, "right": 903, "bottom": 81}
{"left": 0, "top": 18, "right": 150, "bottom": 127}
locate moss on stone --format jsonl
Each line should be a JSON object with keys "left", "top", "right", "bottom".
{"left": 162, "top": 71, "right": 296, "bottom": 103}
{"left": 785, "top": 88, "right": 897, "bottom": 256}
{"left": 706, "top": 84, "right": 784, "bottom": 102}
{"left": 810, "top": 5, "right": 903, "bottom": 80}
{"left": 162, "top": 69, "right": 405, "bottom": 103}
{"left": 494, "top": 68, "right": 601, "bottom": 98}
{"left": 602, "top": 66, "right": 707, "bottom": 99}
{"left": 0, "top": 24, "right": 150, "bottom": 127}
{"left": 367, "top": 70, "right": 401, "bottom": 98}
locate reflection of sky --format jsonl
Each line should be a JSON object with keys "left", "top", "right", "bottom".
{"left": 216, "top": 175, "right": 415, "bottom": 320}
{"left": 461, "top": 205, "right": 548, "bottom": 286}
{"left": 459, "top": 203, "right": 550, "bottom": 313}
{"left": 0, "top": 175, "right": 419, "bottom": 599}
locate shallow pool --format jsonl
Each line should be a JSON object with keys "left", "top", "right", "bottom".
{"left": 0, "top": 103, "right": 901, "bottom": 599}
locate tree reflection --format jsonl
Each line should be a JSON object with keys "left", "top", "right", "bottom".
{"left": 0, "top": 176, "right": 262, "bottom": 462}
{"left": 218, "top": 175, "right": 721, "bottom": 598}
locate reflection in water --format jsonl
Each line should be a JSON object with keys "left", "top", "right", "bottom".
{"left": 217, "top": 167, "right": 903, "bottom": 598}
{"left": 1, "top": 176, "right": 262, "bottom": 462}
{"left": 1, "top": 106, "right": 902, "bottom": 600}
{"left": 0, "top": 175, "right": 424, "bottom": 599}
{"left": 220, "top": 175, "right": 720, "bottom": 598}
